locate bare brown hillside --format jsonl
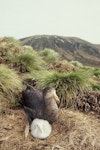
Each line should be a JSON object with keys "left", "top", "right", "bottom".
{"left": 20, "top": 35, "right": 100, "bottom": 67}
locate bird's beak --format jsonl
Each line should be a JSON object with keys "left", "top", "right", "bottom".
{"left": 53, "top": 93, "right": 60, "bottom": 104}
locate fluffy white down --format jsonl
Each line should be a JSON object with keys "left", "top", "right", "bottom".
{"left": 31, "top": 118, "right": 52, "bottom": 139}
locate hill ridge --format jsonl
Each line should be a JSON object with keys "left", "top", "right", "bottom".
{"left": 20, "top": 35, "right": 100, "bottom": 67}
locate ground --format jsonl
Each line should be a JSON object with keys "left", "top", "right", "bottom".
{"left": 0, "top": 107, "right": 100, "bottom": 150}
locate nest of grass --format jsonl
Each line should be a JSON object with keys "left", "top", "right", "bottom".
{"left": 0, "top": 108, "right": 100, "bottom": 150}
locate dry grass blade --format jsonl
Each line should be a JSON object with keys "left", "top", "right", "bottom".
{"left": 24, "top": 121, "right": 29, "bottom": 139}
{"left": 0, "top": 134, "right": 13, "bottom": 142}
{"left": 52, "top": 145, "right": 66, "bottom": 150}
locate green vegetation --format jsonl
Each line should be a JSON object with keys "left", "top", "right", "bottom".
{"left": 0, "top": 64, "right": 22, "bottom": 106}
{"left": 70, "top": 60, "right": 83, "bottom": 68}
{"left": 0, "top": 37, "right": 100, "bottom": 150}
{"left": 0, "top": 36, "right": 99, "bottom": 109}
{"left": 39, "top": 48, "right": 59, "bottom": 64}
{"left": 92, "top": 84, "right": 100, "bottom": 90}
{"left": 0, "top": 37, "right": 20, "bottom": 60}
{"left": 15, "top": 48, "right": 44, "bottom": 72}
{"left": 93, "top": 68, "right": 100, "bottom": 76}
{"left": 38, "top": 71, "right": 91, "bottom": 107}
{"left": 0, "top": 37, "right": 20, "bottom": 52}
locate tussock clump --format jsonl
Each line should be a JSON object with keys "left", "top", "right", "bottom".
{"left": 0, "top": 64, "right": 22, "bottom": 107}
{"left": 14, "top": 48, "right": 44, "bottom": 72}
{"left": 11, "top": 46, "right": 45, "bottom": 73}
{"left": 70, "top": 60, "right": 83, "bottom": 68}
{"left": 46, "top": 60, "right": 76, "bottom": 73}
{"left": 0, "top": 37, "right": 20, "bottom": 63}
{"left": 0, "top": 37, "right": 45, "bottom": 73}
{"left": 93, "top": 68, "right": 100, "bottom": 77}
{"left": 39, "top": 48, "right": 59, "bottom": 64}
{"left": 40, "top": 71, "right": 91, "bottom": 108}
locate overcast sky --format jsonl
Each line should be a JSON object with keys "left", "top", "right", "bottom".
{"left": 0, "top": 0, "right": 100, "bottom": 44}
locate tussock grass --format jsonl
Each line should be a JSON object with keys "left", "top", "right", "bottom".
{"left": 39, "top": 71, "right": 91, "bottom": 107}
{"left": 0, "top": 37, "right": 20, "bottom": 52}
{"left": 13, "top": 47, "right": 45, "bottom": 72}
{"left": 0, "top": 37, "right": 45, "bottom": 72}
{"left": 39, "top": 48, "right": 59, "bottom": 64}
{"left": 70, "top": 60, "right": 83, "bottom": 67}
{"left": 0, "top": 64, "right": 22, "bottom": 106}
{"left": 92, "top": 84, "right": 100, "bottom": 90}
{"left": 93, "top": 68, "right": 100, "bottom": 76}
{"left": 46, "top": 60, "right": 76, "bottom": 73}
{"left": 0, "top": 37, "right": 20, "bottom": 61}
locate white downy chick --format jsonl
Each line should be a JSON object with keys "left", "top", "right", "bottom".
{"left": 31, "top": 118, "right": 52, "bottom": 140}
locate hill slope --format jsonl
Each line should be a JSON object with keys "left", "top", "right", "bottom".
{"left": 20, "top": 35, "right": 100, "bottom": 67}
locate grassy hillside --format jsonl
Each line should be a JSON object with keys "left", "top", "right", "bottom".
{"left": 0, "top": 37, "right": 100, "bottom": 150}
{"left": 0, "top": 36, "right": 100, "bottom": 109}
{"left": 20, "top": 35, "right": 100, "bottom": 67}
